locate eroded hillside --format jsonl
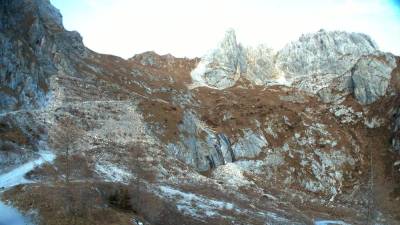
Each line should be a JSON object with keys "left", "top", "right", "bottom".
{"left": 1, "top": 1, "right": 400, "bottom": 225}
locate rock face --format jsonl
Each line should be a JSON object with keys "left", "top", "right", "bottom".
{"left": 192, "top": 29, "right": 397, "bottom": 105}
{"left": 191, "top": 30, "right": 285, "bottom": 89}
{"left": 352, "top": 53, "right": 397, "bottom": 104}
{"left": 191, "top": 29, "right": 246, "bottom": 89}
{"left": 276, "top": 30, "right": 378, "bottom": 102}
{"left": 0, "top": 0, "right": 86, "bottom": 113}
{"left": 1, "top": 1, "right": 400, "bottom": 225}
{"left": 244, "top": 45, "right": 281, "bottom": 85}
{"left": 276, "top": 30, "right": 378, "bottom": 77}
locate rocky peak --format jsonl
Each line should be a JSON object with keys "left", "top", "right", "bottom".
{"left": 0, "top": 0, "right": 86, "bottom": 113}
{"left": 276, "top": 29, "right": 378, "bottom": 77}
{"left": 1, "top": 0, "right": 64, "bottom": 33}
{"left": 34, "top": 0, "right": 64, "bottom": 31}
{"left": 190, "top": 29, "right": 246, "bottom": 89}
{"left": 129, "top": 51, "right": 163, "bottom": 66}
{"left": 2, "top": 1, "right": 400, "bottom": 224}
{"left": 191, "top": 28, "right": 397, "bottom": 105}
{"left": 244, "top": 44, "right": 283, "bottom": 86}
{"left": 129, "top": 51, "right": 187, "bottom": 67}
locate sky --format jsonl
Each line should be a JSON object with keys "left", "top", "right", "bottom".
{"left": 50, "top": 0, "right": 400, "bottom": 59}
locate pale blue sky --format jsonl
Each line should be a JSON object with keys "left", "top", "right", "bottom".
{"left": 50, "top": 0, "right": 400, "bottom": 58}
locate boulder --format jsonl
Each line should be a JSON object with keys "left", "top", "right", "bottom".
{"left": 352, "top": 53, "right": 397, "bottom": 104}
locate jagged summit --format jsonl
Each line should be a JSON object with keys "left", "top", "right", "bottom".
{"left": 191, "top": 29, "right": 246, "bottom": 89}
{"left": 277, "top": 29, "right": 379, "bottom": 77}
{"left": 191, "top": 28, "right": 397, "bottom": 105}
{"left": 1, "top": 1, "right": 400, "bottom": 225}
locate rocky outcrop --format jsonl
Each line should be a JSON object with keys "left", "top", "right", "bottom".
{"left": 244, "top": 45, "right": 282, "bottom": 85}
{"left": 0, "top": 0, "right": 86, "bottom": 113}
{"left": 279, "top": 30, "right": 398, "bottom": 104}
{"left": 231, "top": 129, "right": 267, "bottom": 159}
{"left": 167, "top": 111, "right": 245, "bottom": 171}
{"left": 166, "top": 111, "right": 227, "bottom": 171}
{"left": 390, "top": 57, "right": 400, "bottom": 153}
{"left": 191, "top": 29, "right": 246, "bottom": 89}
{"left": 352, "top": 53, "right": 397, "bottom": 104}
{"left": 191, "top": 29, "right": 398, "bottom": 105}
{"left": 276, "top": 29, "right": 378, "bottom": 77}
{"left": 0, "top": 0, "right": 89, "bottom": 174}
{"left": 191, "top": 30, "right": 286, "bottom": 89}
{"left": 2, "top": 0, "right": 400, "bottom": 224}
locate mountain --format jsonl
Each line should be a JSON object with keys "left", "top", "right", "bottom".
{"left": 1, "top": 0, "right": 400, "bottom": 224}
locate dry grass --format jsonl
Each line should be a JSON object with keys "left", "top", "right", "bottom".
{"left": 138, "top": 99, "right": 183, "bottom": 143}
{"left": 2, "top": 183, "right": 134, "bottom": 225}
{"left": 0, "top": 127, "right": 29, "bottom": 145}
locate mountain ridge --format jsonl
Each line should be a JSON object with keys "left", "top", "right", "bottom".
{"left": 1, "top": 0, "right": 400, "bottom": 224}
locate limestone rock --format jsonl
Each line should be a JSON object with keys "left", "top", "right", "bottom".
{"left": 244, "top": 45, "right": 282, "bottom": 85}
{"left": 192, "top": 29, "right": 398, "bottom": 105}
{"left": 276, "top": 29, "right": 378, "bottom": 78}
{"left": 191, "top": 29, "right": 246, "bottom": 89}
{"left": 352, "top": 53, "right": 397, "bottom": 104}
{"left": 0, "top": 0, "right": 86, "bottom": 113}
{"left": 2, "top": 0, "right": 400, "bottom": 223}
{"left": 232, "top": 129, "right": 268, "bottom": 159}
{"left": 167, "top": 111, "right": 229, "bottom": 171}
{"left": 276, "top": 30, "right": 380, "bottom": 103}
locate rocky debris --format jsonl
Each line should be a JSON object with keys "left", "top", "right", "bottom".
{"left": 1, "top": 0, "right": 400, "bottom": 224}
{"left": 329, "top": 104, "right": 363, "bottom": 124}
{"left": 364, "top": 116, "right": 384, "bottom": 129}
{"left": 211, "top": 162, "right": 254, "bottom": 187}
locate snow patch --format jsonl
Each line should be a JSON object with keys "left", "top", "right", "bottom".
{"left": 95, "top": 161, "right": 133, "bottom": 184}
{"left": 0, "top": 151, "right": 55, "bottom": 189}
{"left": 314, "top": 220, "right": 350, "bottom": 225}
{"left": 158, "top": 186, "right": 235, "bottom": 218}
{"left": 274, "top": 75, "right": 292, "bottom": 86}
{"left": 0, "top": 151, "right": 55, "bottom": 224}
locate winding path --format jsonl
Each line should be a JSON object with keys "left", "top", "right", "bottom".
{"left": 0, "top": 151, "right": 56, "bottom": 225}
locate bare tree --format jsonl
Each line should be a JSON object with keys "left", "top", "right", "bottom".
{"left": 48, "top": 114, "right": 85, "bottom": 224}
{"left": 49, "top": 115, "right": 83, "bottom": 184}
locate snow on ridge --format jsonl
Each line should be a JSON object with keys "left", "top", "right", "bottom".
{"left": 0, "top": 151, "right": 55, "bottom": 189}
